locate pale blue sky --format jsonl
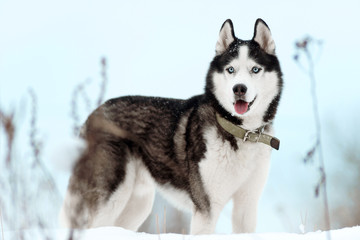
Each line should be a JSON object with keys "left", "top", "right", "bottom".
{"left": 1, "top": 0, "right": 360, "bottom": 233}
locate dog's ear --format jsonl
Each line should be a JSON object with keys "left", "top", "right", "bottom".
{"left": 253, "top": 19, "right": 276, "bottom": 55}
{"left": 215, "top": 19, "right": 236, "bottom": 55}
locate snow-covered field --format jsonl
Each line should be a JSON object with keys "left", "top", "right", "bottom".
{"left": 58, "top": 226, "right": 360, "bottom": 240}
{"left": 4, "top": 227, "right": 360, "bottom": 240}
{"left": 72, "top": 227, "right": 360, "bottom": 240}
{"left": 88, "top": 227, "right": 360, "bottom": 240}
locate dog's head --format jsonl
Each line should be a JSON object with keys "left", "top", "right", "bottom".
{"left": 206, "top": 19, "right": 283, "bottom": 129}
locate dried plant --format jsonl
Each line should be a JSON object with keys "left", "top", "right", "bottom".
{"left": 28, "top": 89, "right": 60, "bottom": 197}
{"left": 0, "top": 57, "right": 109, "bottom": 240}
{"left": 0, "top": 109, "right": 14, "bottom": 166}
{"left": 0, "top": 109, "right": 16, "bottom": 232}
{"left": 71, "top": 78, "right": 92, "bottom": 135}
{"left": 0, "top": 90, "right": 61, "bottom": 239}
{"left": 97, "top": 57, "right": 108, "bottom": 107}
{"left": 71, "top": 57, "right": 108, "bottom": 136}
{"left": 294, "top": 36, "right": 331, "bottom": 238}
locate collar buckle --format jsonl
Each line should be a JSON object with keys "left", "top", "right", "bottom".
{"left": 243, "top": 130, "right": 253, "bottom": 142}
{"left": 243, "top": 129, "right": 262, "bottom": 142}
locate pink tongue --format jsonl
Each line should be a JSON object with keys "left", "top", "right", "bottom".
{"left": 234, "top": 100, "right": 249, "bottom": 115}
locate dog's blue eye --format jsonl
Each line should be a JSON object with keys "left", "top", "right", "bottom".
{"left": 227, "top": 67, "right": 234, "bottom": 74}
{"left": 252, "top": 67, "right": 261, "bottom": 74}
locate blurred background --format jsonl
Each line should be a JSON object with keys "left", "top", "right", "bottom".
{"left": 0, "top": 0, "right": 359, "bottom": 235}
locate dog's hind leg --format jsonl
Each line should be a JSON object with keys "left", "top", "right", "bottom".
{"left": 60, "top": 166, "right": 135, "bottom": 229}
{"left": 89, "top": 159, "right": 137, "bottom": 227}
{"left": 60, "top": 147, "right": 137, "bottom": 229}
{"left": 114, "top": 160, "right": 155, "bottom": 231}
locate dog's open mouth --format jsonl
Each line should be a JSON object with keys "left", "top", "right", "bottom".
{"left": 234, "top": 97, "right": 256, "bottom": 115}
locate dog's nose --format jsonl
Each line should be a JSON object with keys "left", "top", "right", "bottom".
{"left": 232, "top": 84, "right": 247, "bottom": 96}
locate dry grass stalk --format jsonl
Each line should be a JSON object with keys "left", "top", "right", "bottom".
{"left": 294, "top": 36, "right": 331, "bottom": 239}
{"left": 28, "top": 89, "right": 42, "bottom": 166}
{"left": 1, "top": 57, "right": 109, "bottom": 240}
{"left": 28, "top": 89, "right": 60, "bottom": 198}
{"left": 163, "top": 207, "right": 166, "bottom": 234}
{"left": 0, "top": 110, "right": 14, "bottom": 166}
{"left": 97, "top": 57, "right": 108, "bottom": 107}
{"left": 71, "top": 78, "right": 92, "bottom": 136}
{"left": 71, "top": 57, "right": 108, "bottom": 136}
{"left": 155, "top": 214, "right": 161, "bottom": 240}
{"left": 0, "top": 91, "right": 63, "bottom": 240}
{"left": 156, "top": 214, "right": 160, "bottom": 234}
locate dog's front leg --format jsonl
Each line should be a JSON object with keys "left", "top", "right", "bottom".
{"left": 232, "top": 152, "right": 271, "bottom": 233}
{"left": 232, "top": 192, "right": 258, "bottom": 233}
{"left": 231, "top": 167, "right": 269, "bottom": 233}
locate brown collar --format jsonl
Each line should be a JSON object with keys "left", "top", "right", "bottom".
{"left": 216, "top": 113, "right": 280, "bottom": 150}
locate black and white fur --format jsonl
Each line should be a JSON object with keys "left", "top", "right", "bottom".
{"left": 60, "top": 19, "right": 283, "bottom": 234}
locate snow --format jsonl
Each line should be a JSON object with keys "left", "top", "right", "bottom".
{"left": 6, "top": 226, "right": 358, "bottom": 240}
{"left": 56, "top": 226, "right": 360, "bottom": 240}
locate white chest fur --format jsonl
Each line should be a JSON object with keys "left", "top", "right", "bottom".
{"left": 199, "top": 126, "right": 272, "bottom": 207}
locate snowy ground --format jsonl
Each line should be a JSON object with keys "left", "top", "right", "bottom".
{"left": 58, "top": 226, "right": 360, "bottom": 240}
{"left": 4, "top": 226, "right": 360, "bottom": 240}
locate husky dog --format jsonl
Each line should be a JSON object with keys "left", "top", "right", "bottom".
{"left": 60, "top": 19, "right": 283, "bottom": 234}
